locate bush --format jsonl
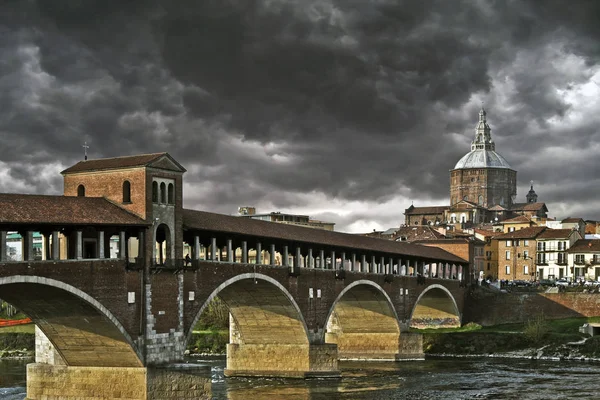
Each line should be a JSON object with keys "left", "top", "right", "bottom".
{"left": 195, "top": 298, "right": 229, "bottom": 331}
{"left": 188, "top": 331, "right": 228, "bottom": 354}
{"left": 0, "top": 332, "right": 34, "bottom": 350}
{"left": 524, "top": 314, "right": 549, "bottom": 345}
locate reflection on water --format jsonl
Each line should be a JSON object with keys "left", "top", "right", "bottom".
{"left": 4, "top": 357, "right": 600, "bottom": 399}
{"left": 0, "top": 359, "right": 27, "bottom": 400}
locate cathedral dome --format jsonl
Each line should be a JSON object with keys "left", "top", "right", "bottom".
{"left": 453, "top": 107, "right": 513, "bottom": 170}
{"left": 454, "top": 149, "right": 512, "bottom": 169}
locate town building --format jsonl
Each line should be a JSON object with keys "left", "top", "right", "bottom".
{"left": 472, "top": 229, "right": 499, "bottom": 280}
{"left": 450, "top": 108, "right": 517, "bottom": 209}
{"left": 404, "top": 108, "right": 548, "bottom": 228}
{"left": 237, "top": 207, "right": 335, "bottom": 231}
{"left": 535, "top": 228, "right": 582, "bottom": 281}
{"left": 567, "top": 239, "right": 600, "bottom": 281}
{"left": 493, "top": 226, "right": 545, "bottom": 282}
{"left": 413, "top": 238, "right": 485, "bottom": 281}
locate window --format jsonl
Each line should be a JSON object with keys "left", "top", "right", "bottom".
{"left": 167, "top": 183, "right": 174, "bottom": 204}
{"left": 463, "top": 195, "right": 468, "bottom": 201}
{"left": 160, "top": 182, "right": 166, "bottom": 204}
{"left": 524, "top": 240, "right": 529, "bottom": 246}
{"left": 505, "top": 265, "right": 510, "bottom": 275}
{"left": 487, "top": 263, "right": 490, "bottom": 270}
{"left": 122, "top": 180, "right": 131, "bottom": 203}
{"left": 505, "top": 250, "right": 511, "bottom": 260}
{"left": 77, "top": 184, "right": 85, "bottom": 197}
{"left": 537, "top": 242, "right": 545, "bottom": 251}
{"left": 524, "top": 265, "right": 529, "bottom": 275}
{"left": 509, "top": 227, "right": 515, "bottom": 232}
{"left": 523, "top": 250, "right": 529, "bottom": 259}
{"left": 575, "top": 254, "right": 585, "bottom": 264}
{"left": 478, "top": 195, "right": 483, "bottom": 205}
{"left": 506, "top": 240, "right": 512, "bottom": 247}
{"left": 152, "top": 182, "right": 158, "bottom": 203}
{"left": 514, "top": 240, "right": 520, "bottom": 247}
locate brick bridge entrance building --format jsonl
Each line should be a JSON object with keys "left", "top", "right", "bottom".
{"left": 0, "top": 153, "right": 468, "bottom": 384}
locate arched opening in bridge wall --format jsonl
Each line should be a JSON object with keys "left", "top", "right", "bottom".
{"left": 154, "top": 223, "right": 171, "bottom": 264}
{"left": 410, "top": 284, "right": 461, "bottom": 329}
{"left": 325, "top": 281, "right": 401, "bottom": 360}
{"left": 0, "top": 276, "right": 142, "bottom": 367}
{"left": 187, "top": 274, "right": 338, "bottom": 378}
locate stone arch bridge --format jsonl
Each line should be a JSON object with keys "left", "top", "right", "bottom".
{"left": 0, "top": 207, "right": 468, "bottom": 379}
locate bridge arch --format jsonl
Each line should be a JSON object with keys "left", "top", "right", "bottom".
{"left": 186, "top": 273, "right": 309, "bottom": 346}
{"left": 0, "top": 275, "right": 143, "bottom": 367}
{"left": 324, "top": 280, "right": 401, "bottom": 360}
{"left": 409, "top": 284, "right": 461, "bottom": 329}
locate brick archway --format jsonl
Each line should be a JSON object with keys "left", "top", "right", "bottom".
{"left": 185, "top": 273, "right": 309, "bottom": 346}
{"left": 324, "top": 280, "right": 401, "bottom": 360}
{"left": 0, "top": 275, "right": 143, "bottom": 367}
{"left": 409, "top": 283, "right": 461, "bottom": 329}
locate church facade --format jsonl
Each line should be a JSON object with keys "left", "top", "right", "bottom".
{"left": 404, "top": 108, "right": 548, "bottom": 228}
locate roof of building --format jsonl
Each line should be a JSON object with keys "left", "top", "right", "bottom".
{"left": 493, "top": 226, "right": 546, "bottom": 240}
{"left": 61, "top": 152, "right": 186, "bottom": 174}
{"left": 453, "top": 149, "right": 513, "bottom": 170}
{"left": 404, "top": 205, "right": 448, "bottom": 215}
{"left": 488, "top": 205, "right": 508, "bottom": 211}
{"left": 561, "top": 217, "right": 584, "bottom": 224}
{"left": 449, "top": 200, "right": 484, "bottom": 210}
{"left": 382, "top": 228, "right": 399, "bottom": 235}
{"left": 413, "top": 238, "right": 473, "bottom": 245}
{"left": 453, "top": 108, "right": 513, "bottom": 170}
{"left": 182, "top": 209, "right": 465, "bottom": 263}
{"left": 393, "top": 226, "right": 447, "bottom": 242}
{"left": 537, "top": 228, "right": 576, "bottom": 240}
{"left": 473, "top": 228, "right": 495, "bottom": 238}
{"left": 502, "top": 215, "right": 533, "bottom": 224}
{"left": 0, "top": 194, "right": 148, "bottom": 226}
{"left": 568, "top": 239, "right": 600, "bottom": 253}
{"left": 511, "top": 202, "right": 547, "bottom": 211}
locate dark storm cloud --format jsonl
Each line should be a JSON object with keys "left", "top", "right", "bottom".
{"left": 2, "top": 0, "right": 600, "bottom": 230}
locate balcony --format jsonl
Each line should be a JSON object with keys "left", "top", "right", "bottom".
{"left": 574, "top": 259, "right": 586, "bottom": 265}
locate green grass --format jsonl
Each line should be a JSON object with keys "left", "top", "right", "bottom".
{"left": 415, "top": 317, "right": 600, "bottom": 335}
{"left": 0, "top": 324, "right": 35, "bottom": 334}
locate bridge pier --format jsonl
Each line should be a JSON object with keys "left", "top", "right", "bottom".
{"left": 26, "top": 363, "right": 211, "bottom": 400}
{"left": 224, "top": 343, "right": 340, "bottom": 378}
{"left": 325, "top": 330, "right": 424, "bottom": 361}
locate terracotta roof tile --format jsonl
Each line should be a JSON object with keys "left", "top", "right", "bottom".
{"left": 561, "top": 217, "right": 583, "bottom": 224}
{"left": 502, "top": 215, "right": 533, "bottom": 224}
{"left": 183, "top": 209, "right": 465, "bottom": 263}
{"left": 537, "top": 228, "right": 576, "bottom": 239}
{"left": 61, "top": 153, "right": 168, "bottom": 174}
{"left": 0, "top": 194, "right": 147, "bottom": 226}
{"left": 393, "top": 226, "right": 446, "bottom": 242}
{"left": 568, "top": 239, "right": 600, "bottom": 253}
{"left": 404, "top": 206, "right": 448, "bottom": 215}
{"left": 511, "top": 202, "right": 547, "bottom": 211}
{"left": 492, "top": 226, "right": 547, "bottom": 240}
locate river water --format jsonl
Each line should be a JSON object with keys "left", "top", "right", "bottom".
{"left": 2, "top": 357, "right": 599, "bottom": 399}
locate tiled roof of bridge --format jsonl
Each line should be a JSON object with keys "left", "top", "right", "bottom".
{"left": 0, "top": 194, "right": 148, "bottom": 226}
{"left": 60, "top": 152, "right": 180, "bottom": 174}
{"left": 183, "top": 209, "right": 466, "bottom": 263}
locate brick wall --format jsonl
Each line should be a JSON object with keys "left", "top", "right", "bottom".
{"left": 464, "top": 290, "right": 600, "bottom": 326}
{"left": 64, "top": 168, "right": 148, "bottom": 219}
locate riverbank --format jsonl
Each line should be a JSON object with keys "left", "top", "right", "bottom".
{"left": 420, "top": 317, "right": 600, "bottom": 362}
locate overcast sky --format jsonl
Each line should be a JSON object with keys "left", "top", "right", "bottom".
{"left": 2, "top": 1, "right": 600, "bottom": 232}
